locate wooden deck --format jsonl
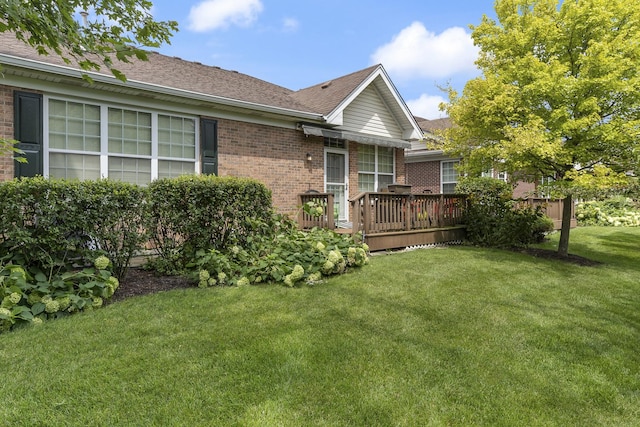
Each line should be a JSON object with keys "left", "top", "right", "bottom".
{"left": 300, "top": 192, "right": 468, "bottom": 251}
{"left": 299, "top": 192, "right": 575, "bottom": 252}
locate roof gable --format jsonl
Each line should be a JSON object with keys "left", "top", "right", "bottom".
{"left": 292, "top": 64, "right": 422, "bottom": 140}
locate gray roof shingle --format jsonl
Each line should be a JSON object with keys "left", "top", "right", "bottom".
{"left": 289, "top": 65, "right": 380, "bottom": 116}
{"left": 0, "top": 32, "right": 380, "bottom": 116}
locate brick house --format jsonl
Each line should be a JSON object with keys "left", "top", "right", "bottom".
{"left": 406, "top": 117, "right": 536, "bottom": 197}
{"left": 0, "top": 32, "right": 422, "bottom": 220}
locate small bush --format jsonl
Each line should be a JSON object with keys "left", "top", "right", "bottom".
{"left": 456, "top": 177, "right": 553, "bottom": 247}
{"left": 576, "top": 197, "right": 640, "bottom": 227}
{"left": 0, "top": 177, "right": 146, "bottom": 333}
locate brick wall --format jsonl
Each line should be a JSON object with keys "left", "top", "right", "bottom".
{"left": 215, "top": 117, "right": 324, "bottom": 215}
{"left": 0, "top": 85, "right": 14, "bottom": 181}
{"left": 216, "top": 119, "right": 410, "bottom": 214}
{"left": 406, "top": 160, "right": 441, "bottom": 194}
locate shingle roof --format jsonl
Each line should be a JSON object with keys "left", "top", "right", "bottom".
{"left": 289, "top": 65, "right": 381, "bottom": 116}
{"left": 0, "top": 32, "right": 379, "bottom": 116}
{"left": 416, "top": 117, "right": 452, "bottom": 133}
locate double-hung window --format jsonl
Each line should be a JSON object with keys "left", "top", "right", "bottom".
{"left": 357, "top": 145, "right": 395, "bottom": 192}
{"left": 46, "top": 97, "right": 196, "bottom": 184}
{"left": 441, "top": 160, "right": 460, "bottom": 193}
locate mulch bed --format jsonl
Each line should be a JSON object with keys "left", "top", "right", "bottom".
{"left": 512, "top": 247, "right": 601, "bottom": 267}
{"left": 111, "top": 268, "right": 195, "bottom": 302}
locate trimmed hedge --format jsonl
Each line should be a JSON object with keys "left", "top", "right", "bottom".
{"left": 0, "top": 177, "right": 148, "bottom": 279}
{"left": 146, "top": 175, "right": 274, "bottom": 272}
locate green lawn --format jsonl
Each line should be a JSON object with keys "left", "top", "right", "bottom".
{"left": 1, "top": 227, "right": 639, "bottom": 426}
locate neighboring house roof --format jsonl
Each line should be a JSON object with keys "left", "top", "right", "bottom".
{"left": 0, "top": 32, "right": 422, "bottom": 146}
{"left": 417, "top": 117, "right": 452, "bottom": 133}
{"left": 406, "top": 117, "right": 457, "bottom": 162}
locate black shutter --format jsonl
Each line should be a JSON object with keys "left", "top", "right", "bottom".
{"left": 14, "top": 91, "right": 43, "bottom": 177}
{"left": 200, "top": 118, "right": 218, "bottom": 175}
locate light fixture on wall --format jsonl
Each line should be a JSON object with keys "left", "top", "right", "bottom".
{"left": 306, "top": 153, "right": 312, "bottom": 162}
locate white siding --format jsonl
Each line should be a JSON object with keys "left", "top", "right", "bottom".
{"left": 342, "top": 85, "right": 403, "bottom": 138}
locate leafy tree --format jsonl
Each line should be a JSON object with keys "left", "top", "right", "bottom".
{"left": 1, "top": 0, "right": 178, "bottom": 82}
{"left": 441, "top": 0, "right": 640, "bottom": 256}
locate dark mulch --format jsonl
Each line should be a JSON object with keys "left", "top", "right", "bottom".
{"left": 513, "top": 247, "right": 601, "bottom": 267}
{"left": 111, "top": 268, "right": 195, "bottom": 302}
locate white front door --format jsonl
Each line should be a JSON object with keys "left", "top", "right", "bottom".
{"left": 325, "top": 149, "right": 349, "bottom": 221}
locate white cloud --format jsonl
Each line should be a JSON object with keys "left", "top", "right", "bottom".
{"left": 282, "top": 17, "right": 299, "bottom": 32}
{"left": 188, "top": 0, "right": 264, "bottom": 32}
{"left": 406, "top": 94, "right": 448, "bottom": 120}
{"left": 371, "top": 22, "right": 479, "bottom": 80}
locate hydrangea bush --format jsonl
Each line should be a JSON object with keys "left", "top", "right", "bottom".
{"left": 0, "top": 256, "right": 119, "bottom": 333}
{"left": 576, "top": 197, "right": 640, "bottom": 227}
{"left": 191, "top": 215, "right": 369, "bottom": 288}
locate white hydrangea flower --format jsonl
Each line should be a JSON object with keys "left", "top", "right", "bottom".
{"left": 94, "top": 256, "right": 110, "bottom": 270}
{"left": 45, "top": 299, "right": 60, "bottom": 314}
{"left": 8, "top": 293, "right": 21, "bottom": 305}
{"left": 323, "top": 261, "right": 335, "bottom": 274}
{"left": 328, "top": 250, "right": 343, "bottom": 264}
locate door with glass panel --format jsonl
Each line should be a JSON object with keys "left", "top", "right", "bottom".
{"left": 324, "top": 149, "right": 349, "bottom": 222}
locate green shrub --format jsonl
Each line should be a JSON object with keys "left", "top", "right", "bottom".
{"left": 0, "top": 177, "right": 148, "bottom": 279}
{"left": 456, "top": 177, "right": 553, "bottom": 247}
{"left": 146, "top": 175, "right": 273, "bottom": 272}
{"left": 576, "top": 197, "right": 640, "bottom": 226}
{"left": 190, "top": 215, "right": 369, "bottom": 288}
{"left": 0, "top": 177, "right": 147, "bottom": 333}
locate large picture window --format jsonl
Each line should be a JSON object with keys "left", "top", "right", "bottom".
{"left": 357, "top": 145, "right": 395, "bottom": 192}
{"left": 46, "top": 97, "right": 197, "bottom": 184}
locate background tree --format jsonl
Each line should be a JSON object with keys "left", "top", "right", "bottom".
{"left": 442, "top": 0, "right": 640, "bottom": 256}
{"left": 1, "top": 0, "right": 178, "bottom": 82}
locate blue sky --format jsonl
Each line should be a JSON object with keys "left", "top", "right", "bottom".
{"left": 140, "top": 0, "right": 497, "bottom": 119}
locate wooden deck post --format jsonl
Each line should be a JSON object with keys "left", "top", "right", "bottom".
{"left": 363, "top": 193, "right": 371, "bottom": 236}
{"left": 405, "top": 195, "right": 412, "bottom": 231}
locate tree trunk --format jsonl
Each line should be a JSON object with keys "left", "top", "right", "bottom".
{"left": 557, "top": 194, "right": 573, "bottom": 257}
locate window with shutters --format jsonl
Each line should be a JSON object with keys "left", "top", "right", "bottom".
{"left": 45, "top": 96, "right": 197, "bottom": 184}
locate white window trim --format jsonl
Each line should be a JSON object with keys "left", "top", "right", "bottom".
{"left": 43, "top": 94, "right": 199, "bottom": 182}
{"left": 482, "top": 168, "right": 508, "bottom": 182}
{"left": 358, "top": 145, "right": 396, "bottom": 192}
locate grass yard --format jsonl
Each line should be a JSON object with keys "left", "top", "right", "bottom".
{"left": 1, "top": 226, "right": 639, "bottom": 426}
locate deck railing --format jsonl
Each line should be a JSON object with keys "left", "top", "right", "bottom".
{"left": 350, "top": 192, "right": 467, "bottom": 235}
{"left": 297, "top": 192, "right": 335, "bottom": 230}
